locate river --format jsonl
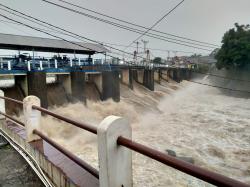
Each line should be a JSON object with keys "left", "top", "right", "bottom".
{"left": 40, "top": 78, "right": 250, "bottom": 186}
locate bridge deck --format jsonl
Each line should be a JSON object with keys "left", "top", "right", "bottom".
{"left": 4, "top": 120, "right": 98, "bottom": 187}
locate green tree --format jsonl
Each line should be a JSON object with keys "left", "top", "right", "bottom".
{"left": 215, "top": 23, "right": 250, "bottom": 69}
{"left": 153, "top": 57, "right": 162, "bottom": 64}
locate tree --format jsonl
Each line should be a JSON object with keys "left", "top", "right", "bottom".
{"left": 152, "top": 57, "right": 162, "bottom": 64}
{"left": 215, "top": 23, "right": 250, "bottom": 69}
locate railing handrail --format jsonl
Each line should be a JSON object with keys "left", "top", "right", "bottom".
{"left": 0, "top": 95, "right": 23, "bottom": 105}
{"left": 0, "top": 111, "right": 25, "bottom": 127}
{"left": 0, "top": 111, "right": 99, "bottom": 179}
{"left": 33, "top": 129, "right": 99, "bottom": 179}
{"left": 0, "top": 95, "right": 250, "bottom": 187}
{"left": 117, "top": 136, "right": 249, "bottom": 187}
{"left": 31, "top": 105, "right": 97, "bottom": 134}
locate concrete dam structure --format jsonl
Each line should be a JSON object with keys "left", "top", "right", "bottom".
{"left": 1, "top": 34, "right": 249, "bottom": 187}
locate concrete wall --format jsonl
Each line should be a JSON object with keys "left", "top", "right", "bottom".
{"left": 102, "top": 71, "right": 120, "bottom": 102}
{"left": 137, "top": 70, "right": 144, "bottom": 84}
{"left": 161, "top": 70, "right": 169, "bottom": 82}
{"left": 121, "top": 69, "right": 130, "bottom": 86}
{"left": 143, "top": 69, "right": 154, "bottom": 91}
{"left": 27, "top": 72, "right": 48, "bottom": 108}
{"left": 70, "top": 72, "right": 86, "bottom": 102}
{"left": 91, "top": 73, "right": 102, "bottom": 95}
{"left": 154, "top": 70, "right": 161, "bottom": 84}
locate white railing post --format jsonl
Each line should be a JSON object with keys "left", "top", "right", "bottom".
{"left": 0, "top": 90, "right": 5, "bottom": 120}
{"left": 48, "top": 59, "right": 50, "bottom": 68}
{"left": 55, "top": 59, "right": 58, "bottom": 69}
{"left": 23, "top": 96, "right": 41, "bottom": 142}
{"left": 97, "top": 115, "right": 132, "bottom": 187}
{"left": 0, "top": 58, "right": 3, "bottom": 69}
{"left": 78, "top": 58, "right": 81, "bottom": 66}
{"left": 39, "top": 61, "right": 43, "bottom": 70}
{"left": 7, "top": 61, "right": 11, "bottom": 70}
{"left": 28, "top": 60, "right": 31, "bottom": 71}
{"left": 70, "top": 58, "right": 73, "bottom": 67}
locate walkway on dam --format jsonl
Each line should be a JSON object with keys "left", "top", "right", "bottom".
{"left": 0, "top": 143, "right": 44, "bottom": 187}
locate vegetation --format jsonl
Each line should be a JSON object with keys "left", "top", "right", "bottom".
{"left": 215, "top": 23, "right": 250, "bottom": 69}
{"left": 152, "top": 57, "right": 162, "bottom": 64}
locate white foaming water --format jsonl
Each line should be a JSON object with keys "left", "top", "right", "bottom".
{"left": 40, "top": 80, "right": 250, "bottom": 186}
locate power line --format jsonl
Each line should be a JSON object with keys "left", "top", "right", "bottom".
{"left": 0, "top": 12, "right": 140, "bottom": 66}
{"left": 0, "top": 4, "right": 141, "bottom": 59}
{"left": 124, "top": 0, "right": 185, "bottom": 50}
{"left": 54, "top": 0, "right": 219, "bottom": 48}
{"left": 102, "top": 41, "right": 202, "bottom": 54}
{"left": 40, "top": 0, "right": 214, "bottom": 51}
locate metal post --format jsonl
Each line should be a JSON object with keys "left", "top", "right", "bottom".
{"left": 97, "top": 115, "right": 132, "bottom": 187}
{"left": 0, "top": 90, "right": 5, "bottom": 120}
{"left": 23, "top": 96, "right": 41, "bottom": 142}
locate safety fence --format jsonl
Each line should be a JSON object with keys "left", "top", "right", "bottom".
{"left": 0, "top": 92, "right": 249, "bottom": 187}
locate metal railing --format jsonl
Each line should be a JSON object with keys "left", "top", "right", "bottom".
{"left": 0, "top": 95, "right": 249, "bottom": 187}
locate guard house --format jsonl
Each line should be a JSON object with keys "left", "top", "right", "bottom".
{"left": 0, "top": 33, "right": 122, "bottom": 109}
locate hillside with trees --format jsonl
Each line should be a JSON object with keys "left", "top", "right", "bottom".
{"left": 215, "top": 23, "right": 250, "bottom": 69}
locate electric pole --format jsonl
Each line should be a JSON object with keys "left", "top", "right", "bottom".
{"left": 141, "top": 40, "right": 149, "bottom": 53}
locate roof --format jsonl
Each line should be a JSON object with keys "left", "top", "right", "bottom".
{"left": 0, "top": 33, "right": 109, "bottom": 55}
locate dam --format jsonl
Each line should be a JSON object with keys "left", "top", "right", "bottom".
{"left": 0, "top": 34, "right": 249, "bottom": 187}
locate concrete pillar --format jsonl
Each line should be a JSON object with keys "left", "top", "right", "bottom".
{"left": 98, "top": 115, "right": 132, "bottom": 187}
{"left": 27, "top": 72, "right": 48, "bottom": 108}
{"left": 0, "top": 90, "right": 5, "bottom": 120}
{"left": 172, "top": 69, "right": 181, "bottom": 83}
{"left": 70, "top": 71, "right": 85, "bottom": 102}
{"left": 23, "top": 96, "right": 41, "bottom": 142}
{"left": 154, "top": 69, "right": 161, "bottom": 84}
{"left": 143, "top": 69, "right": 154, "bottom": 91}
{"left": 120, "top": 69, "right": 133, "bottom": 90}
{"left": 132, "top": 69, "right": 138, "bottom": 82}
{"left": 129, "top": 68, "right": 133, "bottom": 89}
{"left": 57, "top": 74, "right": 71, "bottom": 96}
{"left": 102, "top": 71, "right": 120, "bottom": 102}
{"left": 15, "top": 75, "right": 28, "bottom": 97}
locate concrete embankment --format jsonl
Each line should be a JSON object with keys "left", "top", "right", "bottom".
{"left": 191, "top": 65, "right": 250, "bottom": 98}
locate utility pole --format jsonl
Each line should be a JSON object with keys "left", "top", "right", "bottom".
{"left": 141, "top": 40, "right": 149, "bottom": 53}
{"left": 167, "top": 50, "right": 170, "bottom": 61}
{"left": 133, "top": 41, "right": 140, "bottom": 54}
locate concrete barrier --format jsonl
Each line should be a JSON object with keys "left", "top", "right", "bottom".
{"left": 98, "top": 115, "right": 132, "bottom": 187}
{"left": 23, "top": 96, "right": 41, "bottom": 142}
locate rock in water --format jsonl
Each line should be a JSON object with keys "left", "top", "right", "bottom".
{"left": 166, "top": 149, "right": 177, "bottom": 157}
{"left": 165, "top": 149, "right": 195, "bottom": 164}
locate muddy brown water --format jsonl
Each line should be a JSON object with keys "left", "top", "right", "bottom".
{"left": 34, "top": 78, "right": 250, "bottom": 187}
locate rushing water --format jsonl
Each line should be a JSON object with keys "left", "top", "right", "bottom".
{"left": 40, "top": 79, "right": 250, "bottom": 186}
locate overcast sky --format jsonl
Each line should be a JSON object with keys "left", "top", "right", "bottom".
{"left": 0, "top": 0, "right": 249, "bottom": 59}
